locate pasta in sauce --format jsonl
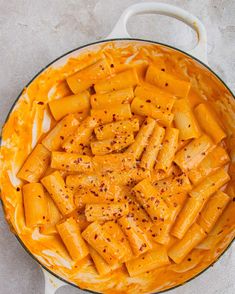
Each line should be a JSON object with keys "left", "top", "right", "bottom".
{"left": 0, "top": 41, "right": 235, "bottom": 294}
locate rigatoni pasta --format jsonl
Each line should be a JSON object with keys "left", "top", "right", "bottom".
{"left": 18, "top": 144, "right": 51, "bottom": 183}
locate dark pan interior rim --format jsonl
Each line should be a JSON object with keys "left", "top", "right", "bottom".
{"left": 0, "top": 38, "right": 234, "bottom": 294}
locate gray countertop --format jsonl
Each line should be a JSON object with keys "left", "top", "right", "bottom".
{"left": 0, "top": 0, "right": 234, "bottom": 293}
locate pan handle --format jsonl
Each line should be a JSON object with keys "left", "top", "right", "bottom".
{"left": 43, "top": 268, "right": 66, "bottom": 294}
{"left": 106, "top": 2, "right": 208, "bottom": 64}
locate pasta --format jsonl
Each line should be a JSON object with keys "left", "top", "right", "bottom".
{"left": 49, "top": 91, "right": 90, "bottom": 121}
{"left": 134, "top": 83, "right": 176, "bottom": 112}
{"left": 62, "top": 116, "right": 97, "bottom": 153}
{"left": 133, "top": 179, "right": 170, "bottom": 221}
{"left": 155, "top": 128, "right": 179, "bottom": 172}
{"left": 131, "top": 97, "right": 174, "bottom": 127}
{"left": 174, "top": 135, "right": 214, "bottom": 172}
{"left": 173, "top": 98, "right": 200, "bottom": 140}
{"left": 91, "top": 104, "right": 132, "bottom": 124}
{"left": 168, "top": 223, "right": 206, "bottom": 263}
{"left": 82, "top": 221, "right": 125, "bottom": 265}
{"left": 91, "top": 133, "right": 135, "bottom": 155}
{"left": 197, "top": 191, "right": 230, "bottom": 233}
{"left": 85, "top": 203, "right": 129, "bottom": 222}
{"left": 188, "top": 146, "right": 230, "bottom": 184}
{"left": 91, "top": 87, "right": 134, "bottom": 109}
{"left": 118, "top": 215, "right": 152, "bottom": 256}
{"left": 56, "top": 217, "right": 89, "bottom": 261}
{"left": 17, "top": 144, "right": 51, "bottom": 182}
{"left": 41, "top": 171, "right": 75, "bottom": 215}
{"left": 127, "top": 117, "right": 156, "bottom": 159}
{"left": 194, "top": 103, "right": 226, "bottom": 144}
{"left": 67, "top": 58, "right": 111, "bottom": 93}
{"left": 94, "top": 118, "right": 139, "bottom": 140}
{"left": 23, "top": 183, "right": 48, "bottom": 227}
{"left": 2, "top": 42, "right": 234, "bottom": 294}
{"left": 125, "top": 244, "right": 170, "bottom": 276}
{"left": 51, "top": 152, "right": 93, "bottom": 172}
{"left": 140, "top": 124, "right": 165, "bottom": 170}
{"left": 145, "top": 65, "right": 191, "bottom": 98}
{"left": 42, "top": 114, "right": 80, "bottom": 151}
{"left": 94, "top": 69, "right": 139, "bottom": 93}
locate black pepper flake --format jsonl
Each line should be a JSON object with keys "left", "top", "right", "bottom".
{"left": 16, "top": 187, "right": 20, "bottom": 192}
{"left": 37, "top": 101, "right": 44, "bottom": 105}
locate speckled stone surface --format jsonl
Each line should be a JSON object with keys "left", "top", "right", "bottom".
{"left": 0, "top": 0, "right": 234, "bottom": 293}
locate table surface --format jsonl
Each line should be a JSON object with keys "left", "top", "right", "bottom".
{"left": 0, "top": 0, "right": 234, "bottom": 293}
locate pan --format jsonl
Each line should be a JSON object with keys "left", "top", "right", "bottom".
{"left": 0, "top": 2, "right": 234, "bottom": 294}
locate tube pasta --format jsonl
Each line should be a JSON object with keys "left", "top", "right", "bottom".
{"left": 49, "top": 91, "right": 90, "bottom": 121}
{"left": 133, "top": 179, "right": 170, "bottom": 221}
{"left": 126, "top": 245, "right": 170, "bottom": 277}
{"left": 56, "top": 217, "right": 89, "bottom": 261}
{"left": 91, "top": 133, "right": 135, "bottom": 155}
{"left": 150, "top": 193, "right": 188, "bottom": 245}
{"left": 155, "top": 128, "right": 179, "bottom": 172}
{"left": 94, "top": 69, "right": 139, "bottom": 94}
{"left": 127, "top": 117, "right": 156, "bottom": 160}
{"left": 174, "top": 135, "right": 214, "bottom": 172}
{"left": 172, "top": 169, "right": 230, "bottom": 239}
{"left": 40, "top": 192, "right": 62, "bottom": 235}
{"left": 118, "top": 215, "right": 152, "bottom": 256}
{"left": 67, "top": 58, "right": 111, "bottom": 93}
{"left": 93, "top": 153, "right": 136, "bottom": 172}
{"left": 173, "top": 98, "right": 200, "bottom": 140}
{"left": 88, "top": 245, "right": 121, "bottom": 276}
{"left": 188, "top": 146, "right": 230, "bottom": 185}
{"left": 91, "top": 87, "right": 134, "bottom": 109}
{"left": 140, "top": 124, "right": 165, "bottom": 170}
{"left": 74, "top": 185, "right": 120, "bottom": 209}
{"left": 152, "top": 173, "right": 192, "bottom": 199}
{"left": 94, "top": 118, "right": 139, "bottom": 140}
{"left": 197, "top": 191, "right": 230, "bottom": 233}
{"left": 189, "top": 168, "right": 230, "bottom": 200}
{"left": 131, "top": 97, "right": 174, "bottom": 127}
{"left": 62, "top": 116, "right": 98, "bottom": 153}
{"left": 23, "top": 183, "right": 48, "bottom": 227}
{"left": 108, "top": 168, "right": 150, "bottom": 186}
{"left": 42, "top": 114, "right": 79, "bottom": 151}
{"left": 18, "top": 144, "right": 51, "bottom": 183}
{"left": 145, "top": 65, "right": 191, "bottom": 98}
{"left": 168, "top": 223, "right": 206, "bottom": 264}
{"left": 134, "top": 83, "right": 176, "bottom": 112}
{"left": 196, "top": 202, "right": 235, "bottom": 250}
{"left": 194, "top": 103, "right": 226, "bottom": 144}
{"left": 82, "top": 222, "right": 125, "bottom": 265}
{"left": 127, "top": 199, "right": 153, "bottom": 231}
{"left": 41, "top": 171, "right": 75, "bottom": 215}
{"left": 85, "top": 203, "right": 129, "bottom": 222}
{"left": 91, "top": 104, "right": 132, "bottom": 124}
{"left": 102, "top": 221, "right": 133, "bottom": 262}
{"left": 171, "top": 196, "right": 205, "bottom": 239}
{"left": 51, "top": 152, "right": 93, "bottom": 173}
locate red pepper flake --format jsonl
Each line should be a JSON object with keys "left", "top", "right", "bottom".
{"left": 37, "top": 101, "right": 44, "bottom": 105}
